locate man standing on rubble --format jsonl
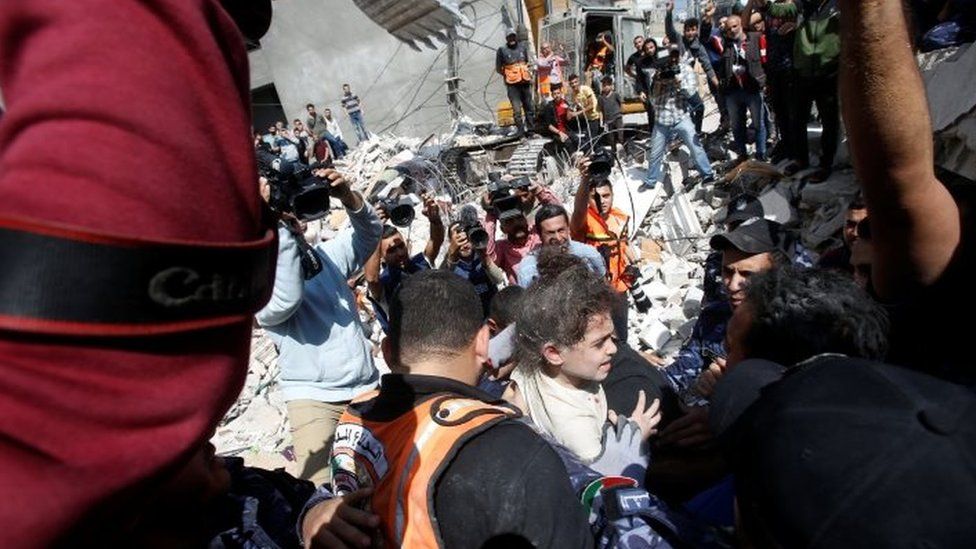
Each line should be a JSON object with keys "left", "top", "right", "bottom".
{"left": 640, "top": 45, "right": 716, "bottom": 190}
{"left": 341, "top": 84, "right": 370, "bottom": 144}
{"left": 721, "top": 14, "right": 768, "bottom": 162}
{"left": 665, "top": 1, "right": 720, "bottom": 134}
{"left": 497, "top": 28, "right": 535, "bottom": 136}
{"left": 255, "top": 173, "right": 382, "bottom": 488}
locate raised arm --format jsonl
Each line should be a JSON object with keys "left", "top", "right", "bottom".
{"left": 664, "top": 1, "right": 679, "bottom": 47}
{"left": 421, "top": 194, "right": 445, "bottom": 265}
{"left": 839, "top": 0, "right": 960, "bottom": 299}
{"left": 570, "top": 158, "right": 592, "bottom": 242}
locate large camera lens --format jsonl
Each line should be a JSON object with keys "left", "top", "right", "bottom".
{"left": 466, "top": 226, "right": 490, "bottom": 250}
{"left": 388, "top": 202, "right": 415, "bottom": 228}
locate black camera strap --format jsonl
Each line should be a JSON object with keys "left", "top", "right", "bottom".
{"left": 0, "top": 216, "right": 276, "bottom": 337}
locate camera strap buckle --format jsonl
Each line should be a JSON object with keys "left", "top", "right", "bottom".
{"left": 0, "top": 216, "right": 276, "bottom": 337}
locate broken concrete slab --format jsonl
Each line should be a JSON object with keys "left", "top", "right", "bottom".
{"left": 638, "top": 319, "right": 672, "bottom": 351}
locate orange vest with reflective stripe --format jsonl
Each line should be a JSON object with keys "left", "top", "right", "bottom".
{"left": 504, "top": 61, "right": 532, "bottom": 85}
{"left": 585, "top": 206, "right": 631, "bottom": 292}
{"left": 331, "top": 391, "right": 520, "bottom": 548}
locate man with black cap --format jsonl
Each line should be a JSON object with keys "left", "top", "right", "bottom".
{"left": 496, "top": 28, "right": 535, "bottom": 136}
{"left": 661, "top": 218, "right": 785, "bottom": 410}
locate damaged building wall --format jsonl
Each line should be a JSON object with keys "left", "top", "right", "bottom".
{"left": 249, "top": 0, "right": 513, "bottom": 139}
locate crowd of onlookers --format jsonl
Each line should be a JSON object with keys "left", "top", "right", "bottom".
{"left": 3, "top": 0, "right": 976, "bottom": 547}
{"left": 257, "top": 84, "right": 371, "bottom": 167}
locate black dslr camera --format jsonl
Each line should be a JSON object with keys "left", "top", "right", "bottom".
{"left": 655, "top": 46, "right": 682, "bottom": 81}
{"left": 256, "top": 148, "right": 333, "bottom": 222}
{"left": 377, "top": 196, "right": 415, "bottom": 228}
{"left": 588, "top": 146, "right": 614, "bottom": 182}
{"left": 457, "top": 204, "right": 489, "bottom": 250}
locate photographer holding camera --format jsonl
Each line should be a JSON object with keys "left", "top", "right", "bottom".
{"left": 571, "top": 153, "right": 635, "bottom": 293}
{"left": 363, "top": 193, "right": 443, "bottom": 332}
{"left": 483, "top": 175, "right": 561, "bottom": 283}
{"left": 571, "top": 153, "right": 639, "bottom": 337}
{"left": 443, "top": 208, "right": 506, "bottom": 316}
{"left": 256, "top": 167, "right": 382, "bottom": 488}
{"left": 640, "top": 45, "right": 716, "bottom": 191}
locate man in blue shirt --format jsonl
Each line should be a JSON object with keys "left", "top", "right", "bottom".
{"left": 364, "top": 195, "right": 444, "bottom": 331}
{"left": 663, "top": 218, "right": 785, "bottom": 408}
{"left": 255, "top": 169, "right": 383, "bottom": 488}
{"left": 516, "top": 203, "right": 606, "bottom": 286}
{"left": 443, "top": 223, "right": 506, "bottom": 316}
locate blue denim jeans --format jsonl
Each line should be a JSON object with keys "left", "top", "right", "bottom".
{"left": 321, "top": 132, "right": 347, "bottom": 158}
{"left": 725, "top": 87, "right": 766, "bottom": 158}
{"left": 348, "top": 111, "right": 369, "bottom": 143}
{"left": 643, "top": 115, "right": 714, "bottom": 187}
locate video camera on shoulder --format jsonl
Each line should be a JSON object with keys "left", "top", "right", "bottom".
{"left": 655, "top": 45, "right": 682, "bottom": 81}
{"left": 485, "top": 172, "right": 523, "bottom": 216}
{"left": 256, "top": 147, "right": 333, "bottom": 222}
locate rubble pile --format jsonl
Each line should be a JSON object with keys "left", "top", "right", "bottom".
{"left": 214, "top": 329, "right": 293, "bottom": 470}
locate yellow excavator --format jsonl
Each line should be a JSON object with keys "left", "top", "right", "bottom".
{"left": 498, "top": 0, "right": 665, "bottom": 127}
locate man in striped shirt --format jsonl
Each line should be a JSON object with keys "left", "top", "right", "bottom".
{"left": 341, "top": 83, "right": 370, "bottom": 144}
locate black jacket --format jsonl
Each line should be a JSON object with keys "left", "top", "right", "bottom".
{"left": 721, "top": 32, "right": 766, "bottom": 91}
{"left": 356, "top": 374, "right": 594, "bottom": 549}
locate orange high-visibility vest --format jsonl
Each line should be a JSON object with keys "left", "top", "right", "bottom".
{"left": 585, "top": 206, "right": 631, "bottom": 292}
{"left": 504, "top": 61, "right": 532, "bottom": 85}
{"left": 331, "top": 392, "right": 520, "bottom": 548}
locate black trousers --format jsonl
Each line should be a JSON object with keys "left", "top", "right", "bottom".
{"left": 766, "top": 69, "right": 796, "bottom": 161}
{"left": 791, "top": 73, "right": 840, "bottom": 168}
{"left": 506, "top": 83, "right": 534, "bottom": 133}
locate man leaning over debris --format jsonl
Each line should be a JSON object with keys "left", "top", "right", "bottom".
{"left": 256, "top": 171, "right": 382, "bottom": 488}
{"left": 661, "top": 218, "right": 785, "bottom": 409}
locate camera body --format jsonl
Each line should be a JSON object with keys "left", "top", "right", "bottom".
{"left": 486, "top": 175, "right": 524, "bottom": 216}
{"left": 377, "top": 195, "right": 416, "bottom": 228}
{"left": 655, "top": 47, "right": 682, "bottom": 81}
{"left": 588, "top": 147, "right": 614, "bottom": 182}
{"left": 257, "top": 149, "right": 333, "bottom": 222}
{"left": 457, "top": 204, "right": 489, "bottom": 250}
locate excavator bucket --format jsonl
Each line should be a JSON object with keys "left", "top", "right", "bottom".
{"left": 351, "top": 0, "right": 474, "bottom": 51}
